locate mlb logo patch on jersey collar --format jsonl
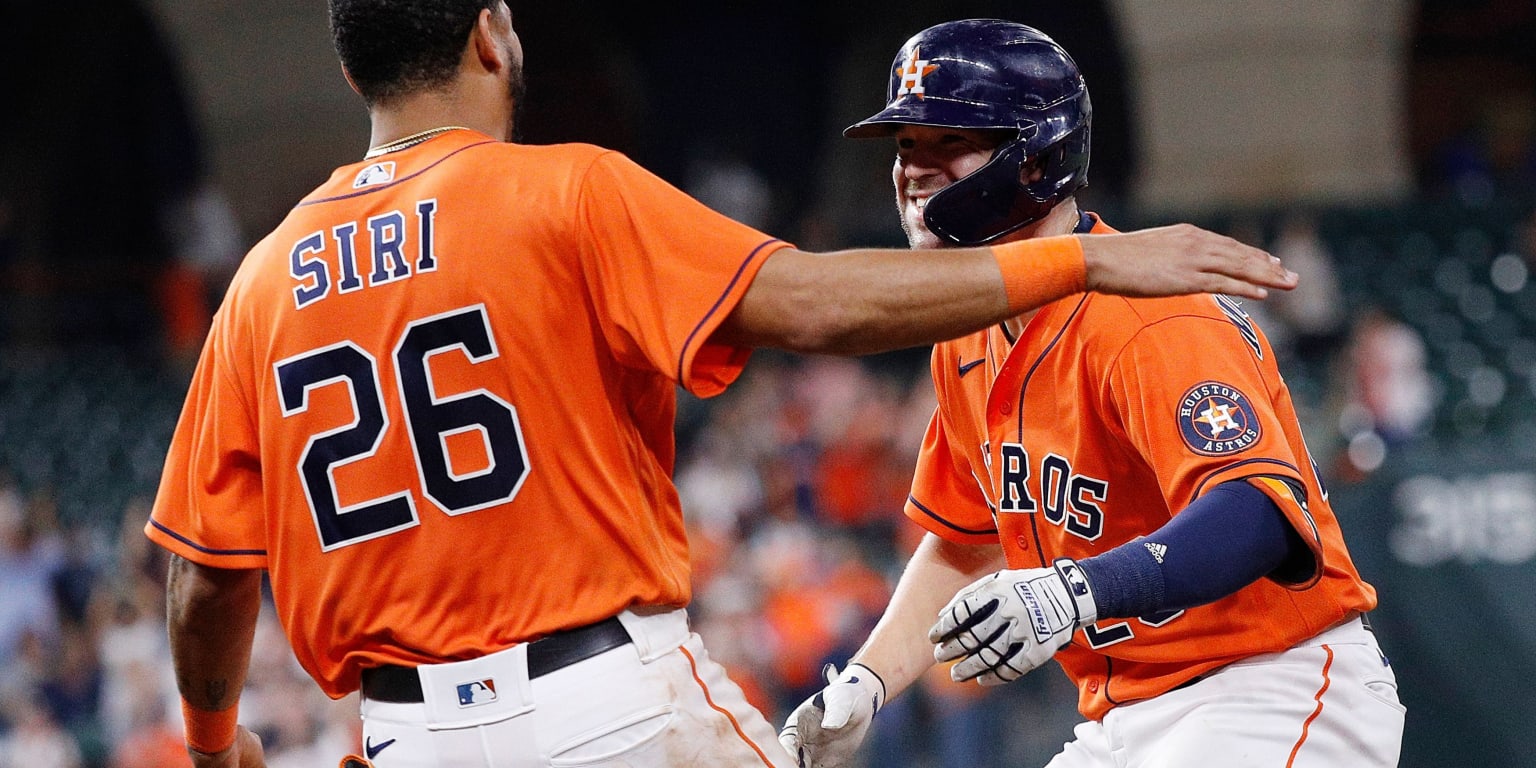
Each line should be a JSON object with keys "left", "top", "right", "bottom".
{"left": 1178, "top": 381, "right": 1261, "bottom": 456}
{"left": 353, "top": 161, "right": 396, "bottom": 188}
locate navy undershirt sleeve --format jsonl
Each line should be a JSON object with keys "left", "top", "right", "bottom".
{"left": 1076, "top": 479, "right": 1309, "bottom": 619}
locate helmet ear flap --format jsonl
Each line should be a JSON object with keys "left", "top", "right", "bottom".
{"left": 922, "top": 118, "right": 1091, "bottom": 247}
{"left": 923, "top": 140, "right": 1047, "bottom": 246}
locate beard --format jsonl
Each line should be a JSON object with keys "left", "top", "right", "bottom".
{"left": 898, "top": 194, "right": 946, "bottom": 249}
{"left": 900, "top": 210, "right": 942, "bottom": 249}
{"left": 506, "top": 53, "right": 527, "bottom": 143}
{"left": 896, "top": 177, "right": 951, "bottom": 249}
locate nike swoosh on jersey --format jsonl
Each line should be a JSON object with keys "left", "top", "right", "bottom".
{"left": 957, "top": 358, "right": 985, "bottom": 377}
{"left": 366, "top": 737, "right": 397, "bottom": 759}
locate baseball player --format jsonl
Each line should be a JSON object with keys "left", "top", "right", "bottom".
{"left": 145, "top": 4, "right": 1297, "bottom": 768}
{"left": 780, "top": 19, "right": 1405, "bottom": 768}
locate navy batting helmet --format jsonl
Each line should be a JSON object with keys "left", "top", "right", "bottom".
{"left": 846, "top": 19, "right": 1091, "bottom": 246}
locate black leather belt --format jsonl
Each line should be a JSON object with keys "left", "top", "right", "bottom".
{"left": 361, "top": 616, "right": 632, "bottom": 703}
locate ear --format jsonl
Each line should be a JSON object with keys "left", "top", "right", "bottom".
{"left": 470, "top": 7, "right": 505, "bottom": 74}
{"left": 339, "top": 64, "right": 362, "bottom": 96}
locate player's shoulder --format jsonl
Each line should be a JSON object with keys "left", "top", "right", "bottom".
{"left": 1078, "top": 292, "right": 1239, "bottom": 348}
{"left": 483, "top": 141, "right": 636, "bottom": 170}
{"left": 458, "top": 140, "right": 623, "bottom": 178}
{"left": 316, "top": 140, "right": 619, "bottom": 196}
{"left": 481, "top": 140, "right": 614, "bottom": 164}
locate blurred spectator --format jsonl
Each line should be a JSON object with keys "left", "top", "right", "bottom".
{"left": 811, "top": 380, "right": 913, "bottom": 532}
{"left": 92, "top": 585, "right": 170, "bottom": 748}
{"left": 686, "top": 146, "right": 777, "bottom": 230}
{"left": 866, "top": 664, "right": 997, "bottom": 768}
{"left": 90, "top": 499, "right": 174, "bottom": 749}
{"left": 1346, "top": 307, "right": 1435, "bottom": 443}
{"left": 1427, "top": 92, "right": 1536, "bottom": 203}
{"left": 37, "top": 627, "right": 102, "bottom": 754}
{"left": 1264, "top": 213, "right": 1349, "bottom": 360}
{"left": 109, "top": 723, "right": 189, "bottom": 768}
{"left": 676, "top": 430, "right": 765, "bottom": 541}
{"left": 0, "top": 700, "right": 82, "bottom": 768}
{"left": 0, "top": 484, "right": 63, "bottom": 696}
{"left": 235, "top": 604, "right": 365, "bottom": 765}
{"left": 1334, "top": 307, "right": 1436, "bottom": 480}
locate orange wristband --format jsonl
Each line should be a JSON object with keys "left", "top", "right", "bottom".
{"left": 181, "top": 697, "right": 239, "bottom": 754}
{"left": 990, "top": 235, "right": 1087, "bottom": 313}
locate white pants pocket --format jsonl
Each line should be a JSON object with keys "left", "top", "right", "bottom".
{"left": 548, "top": 704, "right": 675, "bottom": 766}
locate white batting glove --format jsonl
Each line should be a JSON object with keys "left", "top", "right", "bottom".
{"left": 777, "top": 662, "right": 886, "bottom": 768}
{"left": 929, "top": 558, "right": 1098, "bottom": 686}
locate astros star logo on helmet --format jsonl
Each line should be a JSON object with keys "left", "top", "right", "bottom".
{"left": 895, "top": 46, "right": 939, "bottom": 98}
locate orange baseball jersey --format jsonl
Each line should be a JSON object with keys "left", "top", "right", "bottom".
{"left": 905, "top": 214, "right": 1376, "bottom": 721}
{"left": 146, "top": 129, "right": 790, "bottom": 698}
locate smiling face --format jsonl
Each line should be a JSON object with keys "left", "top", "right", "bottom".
{"left": 891, "top": 125, "right": 1014, "bottom": 249}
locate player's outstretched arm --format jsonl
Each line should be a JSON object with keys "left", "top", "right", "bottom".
{"left": 718, "top": 224, "right": 1293, "bottom": 356}
{"left": 780, "top": 534, "right": 1003, "bottom": 767}
{"left": 167, "top": 555, "right": 267, "bottom": 768}
{"left": 1081, "top": 223, "right": 1293, "bottom": 301}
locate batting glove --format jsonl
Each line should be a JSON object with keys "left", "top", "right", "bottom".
{"left": 777, "top": 662, "right": 886, "bottom": 768}
{"left": 929, "top": 558, "right": 1098, "bottom": 686}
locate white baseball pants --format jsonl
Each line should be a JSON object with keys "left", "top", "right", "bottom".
{"left": 357, "top": 608, "right": 794, "bottom": 767}
{"left": 1044, "top": 615, "right": 1405, "bottom": 768}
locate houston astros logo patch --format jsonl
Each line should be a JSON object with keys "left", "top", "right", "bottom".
{"left": 1178, "top": 381, "right": 1261, "bottom": 456}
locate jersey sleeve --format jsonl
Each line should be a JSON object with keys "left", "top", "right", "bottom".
{"left": 1104, "top": 313, "right": 1325, "bottom": 582}
{"left": 574, "top": 151, "right": 790, "bottom": 397}
{"left": 145, "top": 314, "right": 268, "bottom": 569}
{"left": 905, "top": 406, "right": 998, "bottom": 546}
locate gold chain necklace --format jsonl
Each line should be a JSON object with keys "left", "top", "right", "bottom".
{"left": 364, "top": 126, "right": 472, "bottom": 159}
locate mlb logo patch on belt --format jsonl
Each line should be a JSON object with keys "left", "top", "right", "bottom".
{"left": 456, "top": 679, "right": 498, "bottom": 707}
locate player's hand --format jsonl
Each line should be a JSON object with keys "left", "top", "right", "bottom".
{"left": 929, "top": 558, "right": 1098, "bottom": 686}
{"left": 1079, "top": 223, "right": 1297, "bottom": 301}
{"left": 777, "top": 662, "right": 886, "bottom": 768}
{"left": 188, "top": 726, "right": 265, "bottom": 768}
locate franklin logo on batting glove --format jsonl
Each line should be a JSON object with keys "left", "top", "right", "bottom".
{"left": 1016, "top": 582, "right": 1053, "bottom": 641}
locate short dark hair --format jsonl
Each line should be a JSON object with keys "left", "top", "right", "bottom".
{"left": 329, "top": 0, "right": 500, "bottom": 105}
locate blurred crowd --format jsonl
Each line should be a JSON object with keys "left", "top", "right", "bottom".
{"left": 0, "top": 486, "right": 358, "bottom": 768}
